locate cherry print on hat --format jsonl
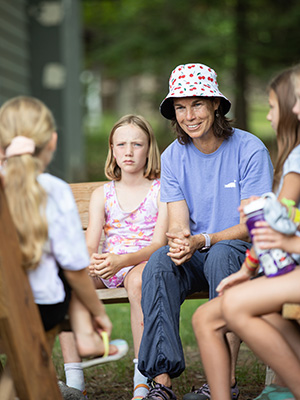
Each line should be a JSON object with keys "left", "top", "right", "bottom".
{"left": 160, "top": 63, "right": 231, "bottom": 119}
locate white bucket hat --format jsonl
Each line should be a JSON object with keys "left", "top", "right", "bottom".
{"left": 160, "top": 63, "right": 231, "bottom": 120}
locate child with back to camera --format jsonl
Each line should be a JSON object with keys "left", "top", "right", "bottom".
{"left": 0, "top": 96, "right": 128, "bottom": 397}
{"left": 187, "top": 65, "right": 300, "bottom": 400}
{"left": 59, "top": 114, "right": 168, "bottom": 400}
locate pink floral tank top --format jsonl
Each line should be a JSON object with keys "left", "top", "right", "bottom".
{"left": 101, "top": 179, "right": 160, "bottom": 288}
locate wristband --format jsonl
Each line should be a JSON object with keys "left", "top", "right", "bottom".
{"left": 293, "top": 207, "right": 300, "bottom": 225}
{"left": 246, "top": 249, "right": 259, "bottom": 265}
{"left": 245, "top": 256, "right": 259, "bottom": 268}
{"left": 281, "top": 198, "right": 296, "bottom": 218}
{"left": 244, "top": 258, "right": 259, "bottom": 272}
{"left": 201, "top": 233, "right": 211, "bottom": 250}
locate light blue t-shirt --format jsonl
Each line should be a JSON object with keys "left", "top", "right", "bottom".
{"left": 161, "top": 128, "right": 273, "bottom": 235}
{"left": 277, "top": 144, "right": 300, "bottom": 207}
{"left": 28, "top": 173, "right": 90, "bottom": 304}
{"left": 277, "top": 144, "right": 300, "bottom": 264}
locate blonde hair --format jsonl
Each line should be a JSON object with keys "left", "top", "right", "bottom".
{"left": 105, "top": 114, "right": 161, "bottom": 181}
{"left": 0, "top": 96, "right": 56, "bottom": 270}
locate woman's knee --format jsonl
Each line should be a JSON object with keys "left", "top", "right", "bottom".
{"left": 204, "top": 243, "right": 235, "bottom": 280}
{"left": 143, "top": 246, "right": 174, "bottom": 279}
{"left": 204, "top": 241, "right": 247, "bottom": 277}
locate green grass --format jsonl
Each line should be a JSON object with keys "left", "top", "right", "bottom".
{"left": 52, "top": 299, "right": 265, "bottom": 399}
{"left": 52, "top": 299, "right": 206, "bottom": 394}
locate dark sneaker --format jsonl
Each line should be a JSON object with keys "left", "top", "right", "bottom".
{"left": 183, "top": 381, "right": 239, "bottom": 400}
{"left": 143, "top": 381, "right": 177, "bottom": 400}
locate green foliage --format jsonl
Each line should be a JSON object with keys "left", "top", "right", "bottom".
{"left": 83, "top": 0, "right": 300, "bottom": 80}
{"left": 83, "top": 0, "right": 235, "bottom": 78}
{"left": 82, "top": 0, "right": 300, "bottom": 132}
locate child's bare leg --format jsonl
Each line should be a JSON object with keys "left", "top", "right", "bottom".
{"left": 124, "top": 262, "right": 146, "bottom": 357}
{"left": 59, "top": 276, "right": 107, "bottom": 363}
{"left": 59, "top": 331, "right": 86, "bottom": 392}
{"left": 263, "top": 312, "right": 300, "bottom": 360}
{"left": 223, "top": 269, "right": 300, "bottom": 399}
{"left": 226, "top": 331, "right": 241, "bottom": 386}
{"left": 68, "top": 275, "right": 117, "bottom": 358}
{"left": 60, "top": 331, "right": 81, "bottom": 362}
{"left": 68, "top": 292, "right": 106, "bottom": 357}
{"left": 262, "top": 312, "right": 300, "bottom": 387}
{"left": 124, "top": 262, "right": 149, "bottom": 399}
{"left": 193, "top": 297, "right": 232, "bottom": 400}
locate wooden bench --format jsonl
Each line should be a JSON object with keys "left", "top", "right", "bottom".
{"left": 282, "top": 303, "right": 300, "bottom": 323}
{"left": 69, "top": 181, "right": 209, "bottom": 304}
{"left": 70, "top": 181, "right": 300, "bottom": 319}
{"left": 71, "top": 181, "right": 300, "bottom": 387}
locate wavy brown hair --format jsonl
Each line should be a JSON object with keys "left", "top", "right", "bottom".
{"left": 0, "top": 96, "right": 56, "bottom": 270}
{"left": 269, "top": 68, "right": 300, "bottom": 192}
{"left": 291, "top": 64, "right": 300, "bottom": 87}
{"left": 105, "top": 114, "right": 161, "bottom": 181}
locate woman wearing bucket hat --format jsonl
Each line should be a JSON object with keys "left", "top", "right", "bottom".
{"left": 137, "top": 63, "right": 274, "bottom": 400}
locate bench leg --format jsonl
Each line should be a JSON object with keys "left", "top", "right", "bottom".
{"left": 0, "top": 365, "right": 16, "bottom": 400}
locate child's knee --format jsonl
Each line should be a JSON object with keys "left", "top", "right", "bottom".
{"left": 221, "top": 289, "right": 244, "bottom": 329}
{"left": 127, "top": 283, "right": 142, "bottom": 302}
{"left": 192, "top": 306, "right": 206, "bottom": 334}
{"left": 192, "top": 302, "right": 215, "bottom": 335}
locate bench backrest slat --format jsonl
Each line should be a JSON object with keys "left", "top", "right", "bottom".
{"left": 70, "top": 181, "right": 107, "bottom": 230}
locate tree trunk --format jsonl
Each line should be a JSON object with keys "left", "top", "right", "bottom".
{"left": 234, "top": 0, "right": 248, "bottom": 131}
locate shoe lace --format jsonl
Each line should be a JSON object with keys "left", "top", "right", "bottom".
{"left": 144, "top": 381, "right": 176, "bottom": 400}
{"left": 192, "top": 383, "right": 211, "bottom": 396}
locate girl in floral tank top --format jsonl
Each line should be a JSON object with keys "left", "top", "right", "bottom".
{"left": 84, "top": 115, "right": 168, "bottom": 400}
{"left": 101, "top": 179, "right": 160, "bottom": 288}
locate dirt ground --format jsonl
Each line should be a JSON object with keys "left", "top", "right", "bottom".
{"left": 79, "top": 343, "right": 266, "bottom": 400}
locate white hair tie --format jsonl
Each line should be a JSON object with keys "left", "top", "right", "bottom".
{"left": 5, "top": 136, "right": 35, "bottom": 159}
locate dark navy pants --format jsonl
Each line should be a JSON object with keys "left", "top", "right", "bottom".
{"left": 138, "top": 239, "right": 251, "bottom": 379}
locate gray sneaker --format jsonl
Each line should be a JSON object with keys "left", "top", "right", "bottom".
{"left": 143, "top": 381, "right": 177, "bottom": 400}
{"left": 183, "top": 382, "right": 239, "bottom": 400}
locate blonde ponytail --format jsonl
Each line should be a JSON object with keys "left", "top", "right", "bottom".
{"left": 0, "top": 96, "right": 56, "bottom": 270}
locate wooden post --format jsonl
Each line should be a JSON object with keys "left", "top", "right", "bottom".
{"left": 0, "top": 181, "right": 62, "bottom": 400}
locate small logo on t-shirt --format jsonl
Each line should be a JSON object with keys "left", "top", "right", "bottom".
{"left": 224, "top": 180, "right": 236, "bottom": 188}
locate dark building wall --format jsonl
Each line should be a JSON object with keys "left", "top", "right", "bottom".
{"left": 0, "top": 0, "right": 86, "bottom": 182}
{"left": 0, "top": 0, "right": 30, "bottom": 103}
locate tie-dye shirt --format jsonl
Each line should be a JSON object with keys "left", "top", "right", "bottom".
{"left": 100, "top": 179, "right": 160, "bottom": 288}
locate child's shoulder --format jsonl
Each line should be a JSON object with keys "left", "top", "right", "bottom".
{"left": 38, "top": 173, "right": 75, "bottom": 213}
{"left": 38, "top": 173, "right": 70, "bottom": 194}
{"left": 91, "top": 181, "right": 108, "bottom": 201}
